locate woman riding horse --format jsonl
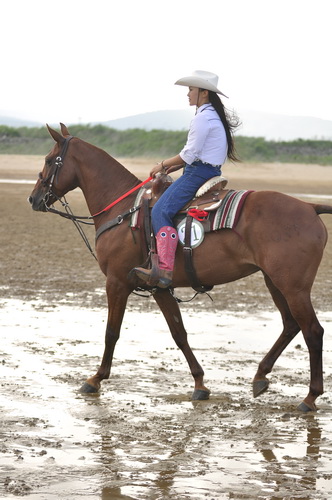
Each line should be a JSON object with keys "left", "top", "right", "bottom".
{"left": 134, "top": 70, "right": 240, "bottom": 288}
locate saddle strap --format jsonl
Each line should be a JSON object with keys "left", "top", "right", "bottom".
{"left": 183, "top": 215, "right": 213, "bottom": 294}
{"left": 143, "top": 197, "right": 154, "bottom": 252}
{"left": 139, "top": 198, "right": 158, "bottom": 272}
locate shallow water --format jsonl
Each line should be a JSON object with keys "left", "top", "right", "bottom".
{"left": 1, "top": 299, "right": 332, "bottom": 499}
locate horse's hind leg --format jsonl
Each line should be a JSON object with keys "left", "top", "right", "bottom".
{"left": 256, "top": 274, "right": 324, "bottom": 411}
{"left": 253, "top": 274, "right": 301, "bottom": 398}
{"left": 153, "top": 288, "right": 210, "bottom": 400}
{"left": 285, "top": 292, "right": 324, "bottom": 412}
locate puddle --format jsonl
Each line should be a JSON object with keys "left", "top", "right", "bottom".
{"left": 1, "top": 299, "right": 332, "bottom": 499}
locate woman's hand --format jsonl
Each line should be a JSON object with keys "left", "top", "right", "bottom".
{"left": 150, "top": 154, "right": 184, "bottom": 177}
{"left": 150, "top": 163, "right": 165, "bottom": 178}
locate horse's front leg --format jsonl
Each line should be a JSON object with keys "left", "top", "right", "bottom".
{"left": 80, "top": 279, "right": 130, "bottom": 394}
{"left": 153, "top": 288, "right": 210, "bottom": 400}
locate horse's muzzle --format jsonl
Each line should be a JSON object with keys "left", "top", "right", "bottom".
{"left": 28, "top": 193, "right": 47, "bottom": 212}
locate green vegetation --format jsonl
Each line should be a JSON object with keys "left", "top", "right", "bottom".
{"left": 0, "top": 124, "right": 332, "bottom": 165}
{"left": 236, "top": 136, "right": 332, "bottom": 165}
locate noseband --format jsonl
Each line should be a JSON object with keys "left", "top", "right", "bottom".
{"left": 39, "top": 135, "right": 73, "bottom": 207}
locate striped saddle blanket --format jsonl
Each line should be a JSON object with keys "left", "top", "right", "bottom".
{"left": 211, "top": 189, "right": 252, "bottom": 230}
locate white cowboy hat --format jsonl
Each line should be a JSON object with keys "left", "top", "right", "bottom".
{"left": 175, "top": 70, "right": 228, "bottom": 98}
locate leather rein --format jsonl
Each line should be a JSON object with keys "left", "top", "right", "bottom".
{"left": 38, "top": 136, "right": 150, "bottom": 258}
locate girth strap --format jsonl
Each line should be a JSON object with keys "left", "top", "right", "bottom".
{"left": 183, "top": 215, "right": 213, "bottom": 293}
{"left": 95, "top": 206, "right": 140, "bottom": 241}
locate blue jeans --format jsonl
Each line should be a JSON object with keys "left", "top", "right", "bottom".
{"left": 152, "top": 160, "right": 221, "bottom": 234}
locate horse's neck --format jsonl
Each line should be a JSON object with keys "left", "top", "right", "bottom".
{"left": 77, "top": 145, "right": 140, "bottom": 216}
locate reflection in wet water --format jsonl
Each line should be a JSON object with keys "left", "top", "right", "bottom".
{"left": 0, "top": 299, "right": 331, "bottom": 499}
{"left": 252, "top": 414, "right": 324, "bottom": 498}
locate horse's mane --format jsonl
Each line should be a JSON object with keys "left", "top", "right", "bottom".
{"left": 74, "top": 135, "right": 142, "bottom": 190}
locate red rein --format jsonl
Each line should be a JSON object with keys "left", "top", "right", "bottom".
{"left": 92, "top": 176, "right": 153, "bottom": 217}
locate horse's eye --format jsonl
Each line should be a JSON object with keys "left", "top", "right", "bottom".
{"left": 45, "top": 158, "right": 52, "bottom": 167}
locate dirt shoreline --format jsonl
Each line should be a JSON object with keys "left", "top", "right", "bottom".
{"left": 1, "top": 155, "right": 332, "bottom": 499}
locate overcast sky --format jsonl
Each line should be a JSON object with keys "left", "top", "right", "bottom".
{"left": 2, "top": 0, "right": 331, "bottom": 125}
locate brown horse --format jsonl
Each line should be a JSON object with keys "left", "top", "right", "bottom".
{"left": 29, "top": 123, "right": 332, "bottom": 412}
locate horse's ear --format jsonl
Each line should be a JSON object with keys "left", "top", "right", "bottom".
{"left": 60, "top": 123, "right": 70, "bottom": 136}
{"left": 46, "top": 124, "right": 65, "bottom": 144}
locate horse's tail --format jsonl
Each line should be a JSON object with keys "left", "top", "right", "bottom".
{"left": 313, "top": 204, "right": 332, "bottom": 215}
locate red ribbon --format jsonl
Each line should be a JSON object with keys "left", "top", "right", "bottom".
{"left": 187, "top": 208, "right": 209, "bottom": 221}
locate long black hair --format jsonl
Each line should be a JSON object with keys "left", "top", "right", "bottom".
{"left": 201, "top": 89, "right": 241, "bottom": 162}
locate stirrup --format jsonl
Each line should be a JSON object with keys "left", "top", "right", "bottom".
{"left": 134, "top": 267, "right": 156, "bottom": 286}
{"left": 134, "top": 255, "right": 173, "bottom": 288}
{"left": 156, "top": 270, "right": 173, "bottom": 289}
{"left": 134, "top": 267, "right": 173, "bottom": 288}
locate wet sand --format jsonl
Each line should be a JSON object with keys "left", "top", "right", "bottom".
{"left": 1, "top": 154, "right": 332, "bottom": 499}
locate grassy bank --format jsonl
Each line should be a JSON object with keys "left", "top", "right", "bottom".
{"left": 1, "top": 124, "right": 332, "bottom": 165}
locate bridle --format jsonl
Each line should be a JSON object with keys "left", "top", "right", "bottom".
{"left": 39, "top": 135, "right": 74, "bottom": 211}
{"left": 37, "top": 135, "right": 102, "bottom": 259}
{"left": 36, "top": 135, "right": 150, "bottom": 259}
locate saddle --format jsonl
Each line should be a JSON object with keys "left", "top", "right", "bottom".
{"left": 94, "top": 172, "right": 252, "bottom": 292}
{"left": 131, "top": 173, "right": 230, "bottom": 293}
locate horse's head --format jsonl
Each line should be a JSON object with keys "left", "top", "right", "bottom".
{"left": 28, "top": 123, "right": 79, "bottom": 211}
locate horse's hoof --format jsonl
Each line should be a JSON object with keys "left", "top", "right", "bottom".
{"left": 253, "top": 379, "right": 269, "bottom": 398}
{"left": 79, "top": 382, "right": 99, "bottom": 394}
{"left": 297, "top": 401, "right": 317, "bottom": 412}
{"left": 192, "top": 389, "right": 210, "bottom": 400}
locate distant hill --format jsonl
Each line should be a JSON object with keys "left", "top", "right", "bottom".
{"left": 0, "top": 115, "right": 42, "bottom": 128}
{"left": 102, "top": 109, "right": 193, "bottom": 132}
{"left": 102, "top": 109, "right": 332, "bottom": 141}
{"left": 238, "top": 110, "right": 332, "bottom": 141}
{"left": 1, "top": 109, "right": 332, "bottom": 141}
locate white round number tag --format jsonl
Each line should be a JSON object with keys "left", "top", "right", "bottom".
{"left": 177, "top": 219, "right": 205, "bottom": 248}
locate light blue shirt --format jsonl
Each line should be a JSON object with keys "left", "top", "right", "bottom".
{"left": 180, "top": 103, "right": 228, "bottom": 166}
